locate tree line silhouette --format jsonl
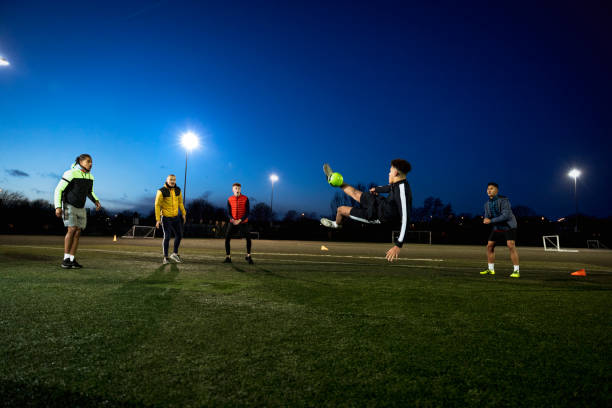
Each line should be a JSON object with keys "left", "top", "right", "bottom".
{"left": 1, "top": 189, "right": 610, "bottom": 247}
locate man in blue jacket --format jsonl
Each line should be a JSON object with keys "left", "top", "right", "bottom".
{"left": 480, "top": 182, "right": 520, "bottom": 278}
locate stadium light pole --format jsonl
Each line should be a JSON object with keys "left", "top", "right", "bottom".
{"left": 180, "top": 131, "right": 200, "bottom": 206}
{"left": 568, "top": 169, "right": 581, "bottom": 232}
{"left": 270, "top": 174, "right": 279, "bottom": 219}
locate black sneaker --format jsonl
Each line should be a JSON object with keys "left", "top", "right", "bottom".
{"left": 223, "top": 257, "right": 232, "bottom": 263}
{"left": 245, "top": 256, "right": 254, "bottom": 265}
{"left": 61, "top": 258, "right": 73, "bottom": 269}
{"left": 71, "top": 259, "right": 83, "bottom": 269}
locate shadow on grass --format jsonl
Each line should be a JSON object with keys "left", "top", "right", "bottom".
{"left": 230, "top": 264, "right": 247, "bottom": 274}
{"left": 228, "top": 262, "right": 334, "bottom": 290}
{"left": 0, "top": 379, "right": 147, "bottom": 408}
{"left": 252, "top": 266, "right": 334, "bottom": 287}
{"left": 88, "top": 263, "right": 184, "bottom": 362}
{"left": 140, "top": 263, "right": 180, "bottom": 284}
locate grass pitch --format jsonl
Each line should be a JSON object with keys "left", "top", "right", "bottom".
{"left": 1, "top": 235, "right": 611, "bottom": 407}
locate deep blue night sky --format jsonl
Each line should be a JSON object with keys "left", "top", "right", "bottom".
{"left": 1, "top": 1, "right": 610, "bottom": 219}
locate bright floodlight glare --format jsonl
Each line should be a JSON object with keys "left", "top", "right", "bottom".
{"left": 270, "top": 174, "right": 279, "bottom": 183}
{"left": 568, "top": 169, "right": 581, "bottom": 179}
{"left": 181, "top": 131, "right": 199, "bottom": 150}
{"left": 0, "top": 57, "right": 9, "bottom": 66}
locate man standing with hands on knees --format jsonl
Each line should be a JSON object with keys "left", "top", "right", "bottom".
{"left": 155, "top": 174, "right": 186, "bottom": 264}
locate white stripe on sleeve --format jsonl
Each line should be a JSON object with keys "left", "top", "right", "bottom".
{"left": 398, "top": 183, "right": 408, "bottom": 244}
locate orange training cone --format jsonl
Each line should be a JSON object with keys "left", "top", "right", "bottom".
{"left": 571, "top": 269, "right": 586, "bottom": 276}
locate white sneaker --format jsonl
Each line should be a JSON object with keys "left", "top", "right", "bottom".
{"left": 169, "top": 253, "right": 183, "bottom": 263}
{"left": 320, "top": 218, "right": 341, "bottom": 229}
{"left": 162, "top": 257, "right": 169, "bottom": 265}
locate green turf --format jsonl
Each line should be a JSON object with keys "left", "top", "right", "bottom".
{"left": 1, "top": 239, "right": 611, "bottom": 407}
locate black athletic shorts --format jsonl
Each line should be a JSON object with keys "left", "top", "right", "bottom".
{"left": 488, "top": 228, "right": 517, "bottom": 242}
{"left": 349, "top": 192, "right": 380, "bottom": 221}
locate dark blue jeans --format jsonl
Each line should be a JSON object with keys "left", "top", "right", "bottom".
{"left": 161, "top": 216, "right": 183, "bottom": 257}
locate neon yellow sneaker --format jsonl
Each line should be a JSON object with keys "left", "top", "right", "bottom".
{"left": 510, "top": 271, "right": 520, "bottom": 278}
{"left": 480, "top": 269, "right": 495, "bottom": 275}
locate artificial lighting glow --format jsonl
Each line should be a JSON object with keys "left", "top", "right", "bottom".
{"left": 568, "top": 169, "right": 581, "bottom": 179}
{"left": 270, "top": 174, "right": 279, "bottom": 183}
{"left": 181, "top": 131, "right": 200, "bottom": 151}
{"left": 0, "top": 57, "right": 9, "bottom": 66}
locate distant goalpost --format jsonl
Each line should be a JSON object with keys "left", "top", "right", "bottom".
{"left": 392, "top": 230, "right": 432, "bottom": 245}
{"left": 542, "top": 235, "right": 578, "bottom": 252}
{"left": 122, "top": 225, "right": 156, "bottom": 239}
{"left": 587, "top": 240, "right": 608, "bottom": 249}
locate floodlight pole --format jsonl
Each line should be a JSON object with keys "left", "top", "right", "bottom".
{"left": 270, "top": 181, "right": 275, "bottom": 216}
{"left": 184, "top": 151, "right": 188, "bottom": 205}
{"left": 573, "top": 176, "right": 578, "bottom": 233}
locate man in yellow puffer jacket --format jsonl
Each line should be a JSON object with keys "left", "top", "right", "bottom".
{"left": 155, "top": 174, "right": 187, "bottom": 264}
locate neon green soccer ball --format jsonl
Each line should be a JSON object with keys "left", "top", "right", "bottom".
{"left": 329, "top": 172, "right": 343, "bottom": 187}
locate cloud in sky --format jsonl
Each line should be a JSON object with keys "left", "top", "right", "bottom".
{"left": 6, "top": 169, "right": 30, "bottom": 177}
{"left": 39, "top": 172, "right": 62, "bottom": 179}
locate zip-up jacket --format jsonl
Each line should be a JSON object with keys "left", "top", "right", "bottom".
{"left": 227, "top": 195, "right": 249, "bottom": 223}
{"left": 484, "top": 195, "right": 517, "bottom": 230}
{"left": 373, "top": 179, "right": 412, "bottom": 247}
{"left": 54, "top": 165, "right": 99, "bottom": 209}
{"left": 155, "top": 184, "right": 186, "bottom": 221}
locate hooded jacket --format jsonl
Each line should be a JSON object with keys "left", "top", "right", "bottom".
{"left": 54, "top": 163, "right": 99, "bottom": 209}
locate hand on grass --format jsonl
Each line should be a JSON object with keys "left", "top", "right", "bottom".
{"left": 386, "top": 245, "right": 401, "bottom": 262}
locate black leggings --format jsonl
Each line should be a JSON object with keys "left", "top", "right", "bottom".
{"left": 161, "top": 216, "right": 183, "bottom": 257}
{"left": 225, "top": 223, "right": 251, "bottom": 255}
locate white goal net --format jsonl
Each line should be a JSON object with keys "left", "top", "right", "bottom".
{"left": 122, "top": 225, "right": 156, "bottom": 239}
{"left": 542, "top": 235, "right": 578, "bottom": 252}
{"left": 392, "top": 230, "right": 432, "bottom": 245}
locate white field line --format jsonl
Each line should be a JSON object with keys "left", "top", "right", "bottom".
{"left": 0, "top": 244, "right": 443, "bottom": 262}
{"left": 5, "top": 244, "right": 590, "bottom": 272}
{"left": 253, "top": 257, "right": 446, "bottom": 269}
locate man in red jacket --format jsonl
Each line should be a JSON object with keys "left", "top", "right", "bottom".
{"left": 224, "top": 183, "right": 253, "bottom": 264}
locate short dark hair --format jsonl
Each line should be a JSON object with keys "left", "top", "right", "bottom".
{"left": 391, "top": 159, "right": 411, "bottom": 175}
{"left": 75, "top": 154, "right": 92, "bottom": 164}
{"left": 233, "top": 183, "right": 241, "bottom": 187}
{"left": 488, "top": 182, "right": 499, "bottom": 189}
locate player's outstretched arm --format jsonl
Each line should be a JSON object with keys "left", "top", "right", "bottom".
{"left": 386, "top": 245, "right": 401, "bottom": 262}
